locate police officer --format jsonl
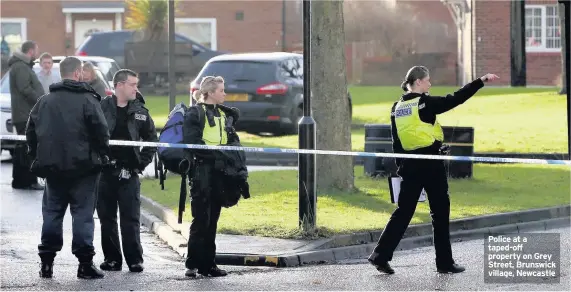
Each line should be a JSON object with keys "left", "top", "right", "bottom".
{"left": 97, "top": 69, "right": 157, "bottom": 273}
{"left": 368, "top": 66, "right": 499, "bottom": 274}
{"left": 182, "top": 76, "right": 240, "bottom": 278}
{"left": 26, "top": 56, "right": 110, "bottom": 279}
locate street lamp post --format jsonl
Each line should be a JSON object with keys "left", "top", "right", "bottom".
{"left": 559, "top": 0, "right": 570, "bottom": 158}
{"left": 298, "top": 0, "right": 317, "bottom": 231}
{"left": 168, "top": 0, "right": 176, "bottom": 111}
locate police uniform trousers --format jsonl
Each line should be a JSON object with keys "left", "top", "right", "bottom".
{"left": 96, "top": 170, "right": 143, "bottom": 266}
{"left": 38, "top": 172, "right": 100, "bottom": 263}
{"left": 185, "top": 162, "right": 223, "bottom": 271}
{"left": 11, "top": 122, "right": 38, "bottom": 188}
{"left": 371, "top": 158, "right": 454, "bottom": 268}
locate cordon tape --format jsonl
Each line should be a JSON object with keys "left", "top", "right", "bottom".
{"left": 1, "top": 134, "right": 570, "bottom": 166}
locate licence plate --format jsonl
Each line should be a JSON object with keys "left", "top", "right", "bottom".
{"left": 225, "top": 94, "right": 249, "bottom": 102}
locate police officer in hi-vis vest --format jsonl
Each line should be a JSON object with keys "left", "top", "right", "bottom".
{"left": 368, "top": 66, "right": 499, "bottom": 274}
{"left": 182, "top": 76, "right": 240, "bottom": 278}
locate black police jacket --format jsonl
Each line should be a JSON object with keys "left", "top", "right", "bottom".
{"left": 100, "top": 92, "right": 158, "bottom": 172}
{"left": 26, "top": 79, "right": 110, "bottom": 179}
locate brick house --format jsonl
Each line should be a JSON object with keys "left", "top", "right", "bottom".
{"left": 0, "top": 0, "right": 302, "bottom": 58}
{"left": 0, "top": 0, "right": 563, "bottom": 86}
{"left": 460, "top": 0, "right": 563, "bottom": 86}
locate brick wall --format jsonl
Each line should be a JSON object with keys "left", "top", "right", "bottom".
{"left": 176, "top": 0, "right": 285, "bottom": 53}
{"left": 1, "top": 0, "right": 67, "bottom": 56}
{"left": 474, "top": 0, "right": 562, "bottom": 86}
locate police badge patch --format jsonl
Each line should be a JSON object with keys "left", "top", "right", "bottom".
{"left": 135, "top": 113, "right": 147, "bottom": 121}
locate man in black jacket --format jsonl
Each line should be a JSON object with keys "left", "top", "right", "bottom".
{"left": 9, "top": 40, "right": 44, "bottom": 190}
{"left": 97, "top": 69, "right": 157, "bottom": 273}
{"left": 26, "top": 56, "right": 110, "bottom": 279}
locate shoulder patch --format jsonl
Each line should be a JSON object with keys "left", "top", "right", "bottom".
{"left": 135, "top": 113, "right": 147, "bottom": 121}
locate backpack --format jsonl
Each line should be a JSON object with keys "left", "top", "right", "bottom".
{"left": 156, "top": 102, "right": 205, "bottom": 223}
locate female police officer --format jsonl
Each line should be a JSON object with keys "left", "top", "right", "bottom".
{"left": 368, "top": 66, "right": 499, "bottom": 274}
{"left": 182, "top": 76, "right": 240, "bottom": 278}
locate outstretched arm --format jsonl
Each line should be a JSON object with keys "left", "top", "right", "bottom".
{"left": 423, "top": 74, "right": 499, "bottom": 115}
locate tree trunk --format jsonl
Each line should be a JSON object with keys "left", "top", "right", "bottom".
{"left": 559, "top": 2, "right": 567, "bottom": 95}
{"left": 311, "top": 0, "right": 354, "bottom": 191}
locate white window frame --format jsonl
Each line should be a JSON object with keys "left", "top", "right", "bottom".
{"left": 174, "top": 18, "right": 217, "bottom": 51}
{"left": 0, "top": 17, "right": 28, "bottom": 43}
{"left": 525, "top": 4, "right": 561, "bottom": 53}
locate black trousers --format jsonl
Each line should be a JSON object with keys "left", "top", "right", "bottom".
{"left": 185, "top": 163, "right": 223, "bottom": 271}
{"left": 38, "top": 172, "right": 100, "bottom": 263}
{"left": 12, "top": 122, "right": 38, "bottom": 188}
{"left": 371, "top": 158, "right": 454, "bottom": 268}
{"left": 96, "top": 171, "right": 143, "bottom": 266}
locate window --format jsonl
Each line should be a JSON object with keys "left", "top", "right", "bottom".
{"left": 525, "top": 5, "right": 561, "bottom": 52}
{"left": 174, "top": 18, "right": 217, "bottom": 51}
{"left": 0, "top": 18, "right": 27, "bottom": 55}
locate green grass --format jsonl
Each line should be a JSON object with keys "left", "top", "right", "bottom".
{"left": 141, "top": 164, "right": 570, "bottom": 239}
{"left": 144, "top": 86, "right": 566, "bottom": 153}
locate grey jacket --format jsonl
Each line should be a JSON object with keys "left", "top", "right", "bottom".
{"left": 9, "top": 52, "right": 45, "bottom": 124}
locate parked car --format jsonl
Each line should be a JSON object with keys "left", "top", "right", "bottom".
{"left": 190, "top": 52, "right": 352, "bottom": 135}
{"left": 0, "top": 64, "right": 114, "bottom": 155}
{"left": 35, "top": 55, "right": 121, "bottom": 89}
{"left": 75, "top": 30, "right": 225, "bottom": 87}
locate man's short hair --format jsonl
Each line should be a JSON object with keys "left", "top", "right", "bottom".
{"left": 113, "top": 69, "right": 138, "bottom": 86}
{"left": 39, "top": 52, "right": 52, "bottom": 62}
{"left": 21, "top": 41, "right": 37, "bottom": 54}
{"left": 59, "top": 56, "right": 82, "bottom": 78}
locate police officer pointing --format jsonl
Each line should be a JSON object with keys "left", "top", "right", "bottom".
{"left": 368, "top": 66, "right": 499, "bottom": 274}
{"left": 97, "top": 69, "right": 157, "bottom": 273}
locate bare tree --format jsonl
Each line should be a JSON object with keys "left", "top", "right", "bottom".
{"left": 311, "top": 0, "right": 354, "bottom": 191}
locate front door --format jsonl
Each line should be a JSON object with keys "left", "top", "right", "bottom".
{"left": 74, "top": 20, "right": 114, "bottom": 49}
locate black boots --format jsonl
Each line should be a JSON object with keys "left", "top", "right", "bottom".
{"left": 185, "top": 265, "right": 228, "bottom": 278}
{"left": 437, "top": 263, "right": 466, "bottom": 274}
{"left": 77, "top": 262, "right": 104, "bottom": 279}
{"left": 100, "top": 260, "right": 122, "bottom": 271}
{"left": 39, "top": 262, "right": 53, "bottom": 278}
{"left": 368, "top": 258, "right": 395, "bottom": 274}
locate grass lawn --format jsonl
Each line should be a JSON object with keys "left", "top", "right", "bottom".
{"left": 140, "top": 164, "right": 570, "bottom": 239}
{"left": 143, "top": 86, "right": 566, "bottom": 153}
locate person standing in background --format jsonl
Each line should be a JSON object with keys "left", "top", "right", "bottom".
{"left": 82, "top": 62, "right": 107, "bottom": 98}
{"left": 36, "top": 52, "right": 61, "bottom": 94}
{"left": 8, "top": 40, "right": 44, "bottom": 190}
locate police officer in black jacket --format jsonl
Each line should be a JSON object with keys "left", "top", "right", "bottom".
{"left": 97, "top": 69, "right": 157, "bottom": 273}
{"left": 368, "top": 66, "right": 499, "bottom": 275}
{"left": 26, "top": 56, "right": 110, "bottom": 279}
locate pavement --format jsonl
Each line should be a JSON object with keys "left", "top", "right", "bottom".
{"left": 1, "top": 150, "right": 571, "bottom": 291}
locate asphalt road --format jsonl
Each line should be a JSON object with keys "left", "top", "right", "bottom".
{"left": 1, "top": 152, "right": 569, "bottom": 291}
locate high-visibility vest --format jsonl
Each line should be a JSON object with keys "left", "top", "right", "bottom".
{"left": 393, "top": 97, "right": 443, "bottom": 151}
{"left": 201, "top": 105, "right": 228, "bottom": 145}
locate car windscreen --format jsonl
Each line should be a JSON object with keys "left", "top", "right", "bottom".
{"left": 197, "top": 61, "right": 277, "bottom": 84}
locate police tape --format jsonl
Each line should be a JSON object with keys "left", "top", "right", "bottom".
{"left": 1, "top": 134, "right": 570, "bottom": 166}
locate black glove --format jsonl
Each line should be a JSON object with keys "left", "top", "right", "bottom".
{"left": 439, "top": 144, "right": 451, "bottom": 155}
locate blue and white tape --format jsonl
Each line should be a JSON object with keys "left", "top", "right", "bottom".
{"left": 1, "top": 134, "right": 570, "bottom": 166}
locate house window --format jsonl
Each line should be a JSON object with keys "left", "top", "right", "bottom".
{"left": 0, "top": 18, "right": 27, "bottom": 55}
{"left": 174, "top": 18, "right": 217, "bottom": 51}
{"left": 525, "top": 5, "right": 561, "bottom": 52}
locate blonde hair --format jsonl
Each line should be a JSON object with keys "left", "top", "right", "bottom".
{"left": 192, "top": 76, "right": 225, "bottom": 103}
{"left": 82, "top": 61, "right": 97, "bottom": 81}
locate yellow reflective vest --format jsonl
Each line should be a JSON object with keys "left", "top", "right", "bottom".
{"left": 201, "top": 105, "right": 228, "bottom": 146}
{"left": 393, "top": 97, "right": 443, "bottom": 151}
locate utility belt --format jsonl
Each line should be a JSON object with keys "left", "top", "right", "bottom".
{"left": 103, "top": 159, "right": 138, "bottom": 180}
